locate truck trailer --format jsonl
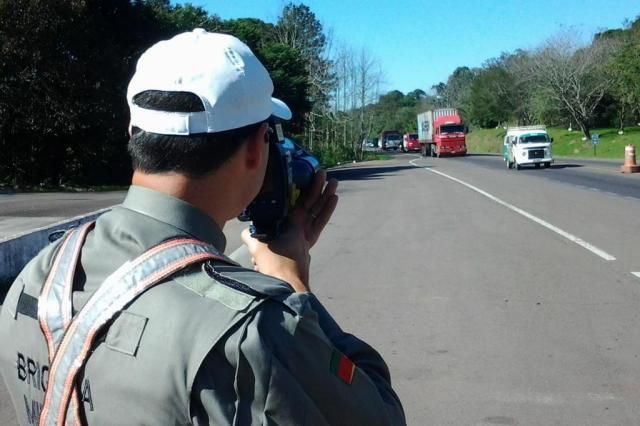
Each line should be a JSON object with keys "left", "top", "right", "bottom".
{"left": 417, "top": 108, "right": 467, "bottom": 157}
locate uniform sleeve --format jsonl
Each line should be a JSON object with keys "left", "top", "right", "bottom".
{"left": 191, "top": 292, "right": 406, "bottom": 425}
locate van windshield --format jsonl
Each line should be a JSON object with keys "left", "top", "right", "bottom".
{"left": 440, "top": 125, "right": 464, "bottom": 134}
{"left": 387, "top": 134, "right": 401, "bottom": 141}
{"left": 520, "top": 134, "right": 549, "bottom": 143}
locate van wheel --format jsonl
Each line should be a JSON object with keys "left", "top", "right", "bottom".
{"left": 535, "top": 163, "right": 541, "bottom": 168}
{"left": 544, "top": 162, "right": 551, "bottom": 168}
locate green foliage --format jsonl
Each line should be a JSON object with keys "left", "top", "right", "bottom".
{"left": 259, "top": 43, "right": 310, "bottom": 133}
{"left": 0, "top": 0, "right": 147, "bottom": 186}
{"left": 276, "top": 3, "right": 331, "bottom": 108}
{"left": 468, "top": 66, "right": 512, "bottom": 128}
{"left": 276, "top": 4, "right": 326, "bottom": 61}
{"left": 0, "top": 0, "right": 312, "bottom": 187}
{"left": 606, "top": 20, "right": 640, "bottom": 128}
{"left": 311, "top": 143, "right": 355, "bottom": 168}
{"left": 224, "top": 18, "right": 274, "bottom": 50}
{"left": 370, "top": 89, "right": 429, "bottom": 135}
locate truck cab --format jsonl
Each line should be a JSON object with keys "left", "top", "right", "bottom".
{"left": 417, "top": 108, "right": 467, "bottom": 157}
{"left": 503, "top": 126, "right": 554, "bottom": 170}
{"left": 433, "top": 118, "right": 466, "bottom": 157}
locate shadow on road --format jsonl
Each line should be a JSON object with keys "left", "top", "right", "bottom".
{"left": 550, "top": 164, "right": 583, "bottom": 169}
{"left": 465, "top": 153, "right": 501, "bottom": 157}
{"left": 328, "top": 165, "right": 416, "bottom": 181}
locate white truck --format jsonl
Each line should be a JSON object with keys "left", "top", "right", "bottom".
{"left": 502, "top": 126, "right": 554, "bottom": 170}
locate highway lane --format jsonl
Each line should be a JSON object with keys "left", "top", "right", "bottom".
{"left": 1, "top": 155, "right": 640, "bottom": 424}
{"left": 312, "top": 155, "right": 640, "bottom": 424}
{"left": 455, "top": 154, "right": 640, "bottom": 201}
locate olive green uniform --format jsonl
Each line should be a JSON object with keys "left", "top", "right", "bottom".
{"left": 0, "top": 185, "right": 405, "bottom": 425}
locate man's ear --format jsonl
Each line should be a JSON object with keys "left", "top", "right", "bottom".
{"left": 244, "top": 122, "right": 269, "bottom": 170}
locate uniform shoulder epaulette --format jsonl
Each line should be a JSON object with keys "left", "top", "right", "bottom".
{"left": 172, "top": 262, "right": 294, "bottom": 311}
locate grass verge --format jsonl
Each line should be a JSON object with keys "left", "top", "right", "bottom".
{"left": 466, "top": 126, "right": 640, "bottom": 160}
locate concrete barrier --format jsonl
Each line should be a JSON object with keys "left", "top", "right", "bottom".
{"left": 0, "top": 208, "right": 112, "bottom": 285}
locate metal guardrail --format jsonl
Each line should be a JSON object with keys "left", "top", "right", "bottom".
{"left": 0, "top": 208, "right": 112, "bottom": 286}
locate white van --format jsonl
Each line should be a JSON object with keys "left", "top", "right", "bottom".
{"left": 503, "top": 126, "right": 553, "bottom": 170}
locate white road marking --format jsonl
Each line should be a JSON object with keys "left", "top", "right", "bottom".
{"left": 409, "top": 159, "right": 616, "bottom": 261}
{"left": 631, "top": 272, "right": 640, "bottom": 280}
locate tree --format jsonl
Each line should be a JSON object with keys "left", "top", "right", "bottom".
{"left": 444, "top": 66, "right": 476, "bottom": 113}
{"left": 275, "top": 3, "right": 333, "bottom": 149}
{"left": 0, "top": 0, "right": 152, "bottom": 186}
{"left": 259, "top": 43, "right": 310, "bottom": 133}
{"left": 606, "top": 18, "right": 640, "bottom": 131}
{"left": 528, "top": 31, "right": 618, "bottom": 139}
{"left": 468, "top": 66, "right": 512, "bottom": 128}
{"left": 499, "top": 50, "right": 537, "bottom": 125}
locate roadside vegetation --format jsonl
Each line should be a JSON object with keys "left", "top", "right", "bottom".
{"left": 1, "top": 1, "right": 638, "bottom": 189}
{"left": 466, "top": 126, "right": 640, "bottom": 160}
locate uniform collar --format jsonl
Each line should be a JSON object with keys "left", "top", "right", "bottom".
{"left": 122, "top": 185, "right": 227, "bottom": 251}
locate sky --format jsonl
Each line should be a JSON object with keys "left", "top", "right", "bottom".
{"left": 177, "top": 0, "right": 639, "bottom": 94}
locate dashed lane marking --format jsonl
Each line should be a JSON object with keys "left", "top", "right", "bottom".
{"left": 632, "top": 272, "right": 640, "bottom": 280}
{"left": 409, "top": 158, "right": 617, "bottom": 262}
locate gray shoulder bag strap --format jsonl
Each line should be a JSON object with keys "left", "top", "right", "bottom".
{"left": 37, "top": 225, "right": 236, "bottom": 426}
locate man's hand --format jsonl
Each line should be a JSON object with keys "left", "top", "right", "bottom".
{"left": 241, "top": 170, "right": 338, "bottom": 292}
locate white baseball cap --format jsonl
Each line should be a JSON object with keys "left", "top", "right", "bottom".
{"left": 127, "top": 29, "right": 292, "bottom": 135}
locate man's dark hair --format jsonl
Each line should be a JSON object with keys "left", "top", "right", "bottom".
{"left": 128, "top": 90, "right": 266, "bottom": 177}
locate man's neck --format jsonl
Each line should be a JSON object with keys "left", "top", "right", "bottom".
{"left": 131, "top": 171, "right": 230, "bottom": 229}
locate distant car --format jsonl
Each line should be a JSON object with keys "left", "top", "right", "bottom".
{"left": 362, "top": 139, "right": 377, "bottom": 151}
{"left": 402, "top": 133, "right": 420, "bottom": 152}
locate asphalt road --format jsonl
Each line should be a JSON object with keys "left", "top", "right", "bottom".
{"left": 2, "top": 154, "right": 640, "bottom": 424}
{"left": 458, "top": 154, "right": 640, "bottom": 201}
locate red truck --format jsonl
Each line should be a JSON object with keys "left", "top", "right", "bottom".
{"left": 417, "top": 108, "right": 467, "bottom": 157}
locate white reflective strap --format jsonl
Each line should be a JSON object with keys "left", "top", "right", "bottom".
{"left": 129, "top": 104, "right": 210, "bottom": 135}
{"left": 39, "top": 239, "right": 235, "bottom": 426}
{"left": 38, "top": 222, "right": 95, "bottom": 360}
{"left": 38, "top": 222, "right": 94, "bottom": 426}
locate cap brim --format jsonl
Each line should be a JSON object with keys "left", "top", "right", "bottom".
{"left": 271, "top": 97, "right": 292, "bottom": 120}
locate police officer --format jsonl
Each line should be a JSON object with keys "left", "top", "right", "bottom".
{"left": 0, "top": 29, "right": 405, "bottom": 425}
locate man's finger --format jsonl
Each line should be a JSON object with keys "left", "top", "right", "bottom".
{"left": 307, "top": 193, "right": 338, "bottom": 247}
{"left": 308, "top": 178, "right": 337, "bottom": 216}
{"left": 302, "top": 169, "right": 327, "bottom": 210}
